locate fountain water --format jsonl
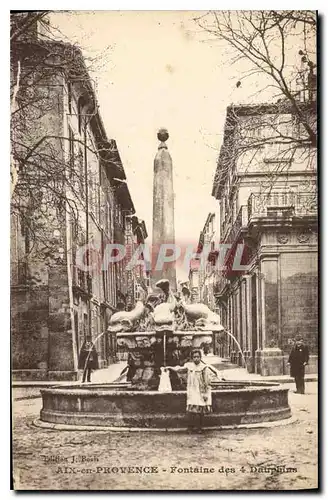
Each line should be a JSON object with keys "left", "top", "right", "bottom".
{"left": 222, "top": 329, "right": 247, "bottom": 368}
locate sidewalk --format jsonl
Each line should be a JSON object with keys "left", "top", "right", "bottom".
{"left": 203, "top": 354, "right": 318, "bottom": 384}
{"left": 218, "top": 367, "right": 318, "bottom": 384}
{"left": 205, "top": 355, "right": 318, "bottom": 384}
{"left": 92, "top": 362, "right": 127, "bottom": 383}
{"left": 12, "top": 362, "right": 127, "bottom": 400}
{"left": 12, "top": 358, "right": 317, "bottom": 400}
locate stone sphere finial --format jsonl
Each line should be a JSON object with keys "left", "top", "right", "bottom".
{"left": 157, "top": 128, "right": 169, "bottom": 142}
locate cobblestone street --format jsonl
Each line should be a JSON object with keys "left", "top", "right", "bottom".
{"left": 12, "top": 382, "right": 318, "bottom": 491}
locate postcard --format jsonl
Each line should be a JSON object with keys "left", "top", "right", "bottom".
{"left": 11, "top": 10, "right": 318, "bottom": 491}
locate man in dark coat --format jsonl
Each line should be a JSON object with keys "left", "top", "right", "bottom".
{"left": 78, "top": 338, "right": 99, "bottom": 383}
{"left": 288, "top": 335, "right": 309, "bottom": 394}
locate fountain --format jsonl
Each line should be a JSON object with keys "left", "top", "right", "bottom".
{"left": 38, "top": 130, "right": 291, "bottom": 430}
{"left": 39, "top": 278, "right": 291, "bottom": 429}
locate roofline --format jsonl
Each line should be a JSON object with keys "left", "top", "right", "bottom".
{"left": 226, "top": 100, "right": 316, "bottom": 117}
{"left": 197, "top": 212, "right": 216, "bottom": 248}
{"left": 112, "top": 178, "right": 135, "bottom": 214}
{"left": 12, "top": 37, "right": 136, "bottom": 214}
{"left": 211, "top": 98, "right": 316, "bottom": 199}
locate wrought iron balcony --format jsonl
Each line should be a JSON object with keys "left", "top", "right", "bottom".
{"left": 113, "top": 226, "right": 125, "bottom": 245}
{"left": 248, "top": 191, "right": 317, "bottom": 219}
{"left": 222, "top": 205, "right": 248, "bottom": 244}
{"left": 72, "top": 266, "right": 92, "bottom": 295}
{"left": 221, "top": 191, "right": 317, "bottom": 247}
{"left": 213, "top": 273, "right": 229, "bottom": 297}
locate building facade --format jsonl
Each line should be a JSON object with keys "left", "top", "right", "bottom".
{"left": 212, "top": 101, "right": 317, "bottom": 375}
{"left": 131, "top": 216, "right": 151, "bottom": 299}
{"left": 188, "top": 213, "right": 220, "bottom": 310}
{"left": 11, "top": 18, "right": 144, "bottom": 380}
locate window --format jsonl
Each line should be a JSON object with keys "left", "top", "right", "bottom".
{"left": 233, "top": 198, "right": 237, "bottom": 221}
{"left": 88, "top": 172, "right": 99, "bottom": 218}
{"left": 89, "top": 174, "right": 94, "bottom": 214}
{"left": 111, "top": 263, "right": 116, "bottom": 305}
{"left": 76, "top": 149, "right": 84, "bottom": 195}
{"left": 77, "top": 96, "right": 84, "bottom": 135}
{"left": 276, "top": 114, "right": 292, "bottom": 139}
{"left": 103, "top": 268, "right": 108, "bottom": 301}
{"left": 134, "top": 282, "right": 140, "bottom": 301}
{"left": 67, "top": 81, "right": 72, "bottom": 114}
{"left": 68, "top": 127, "right": 75, "bottom": 179}
{"left": 244, "top": 117, "right": 262, "bottom": 143}
{"left": 107, "top": 201, "right": 111, "bottom": 237}
{"left": 292, "top": 115, "right": 302, "bottom": 139}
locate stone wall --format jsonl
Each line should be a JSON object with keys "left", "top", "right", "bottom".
{"left": 280, "top": 252, "right": 318, "bottom": 355}
{"left": 47, "top": 265, "right": 76, "bottom": 376}
{"left": 12, "top": 264, "right": 77, "bottom": 381}
{"left": 221, "top": 233, "right": 318, "bottom": 376}
{"left": 11, "top": 285, "right": 49, "bottom": 373}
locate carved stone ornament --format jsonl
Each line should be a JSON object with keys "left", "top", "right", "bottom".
{"left": 297, "top": 232, "right": 311, "bottom": 243}
{"left": 277, "top": 233, "right": 289, "bottom": 244}
{"left": 157, "top": 128, "right": 169, "bottom": 142}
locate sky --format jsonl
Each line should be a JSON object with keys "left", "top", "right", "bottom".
{"left": 49, "top": 11, "right": 275, "bottom": 279}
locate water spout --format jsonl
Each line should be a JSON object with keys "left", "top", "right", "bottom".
{"left": 223, "top": 329, "right": 247, "bottom": 369}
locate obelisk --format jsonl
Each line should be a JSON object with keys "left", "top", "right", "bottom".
{"left": 152, "top": 129, "right": 177, "bottom": 290}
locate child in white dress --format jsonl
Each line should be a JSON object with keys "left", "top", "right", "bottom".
{"left": 166, "top": 349, "right": 218, "bottom": 432}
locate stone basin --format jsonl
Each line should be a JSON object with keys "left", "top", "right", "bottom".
{"left": 40, "top": 380, "right": 291, "bottom": 429}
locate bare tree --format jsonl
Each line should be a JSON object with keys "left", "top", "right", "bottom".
{"left": 195, "top": 10, "right": 316, "bottom": 138}
{"left": 10, "top": 12, "right": 120, "bottom": 266}
{"left": 195, "top": 11, "right": 317, "bottom": 213}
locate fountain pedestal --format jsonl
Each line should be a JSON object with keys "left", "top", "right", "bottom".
{"left": 115, "top": 330, "right": 214, "bottom": 390}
